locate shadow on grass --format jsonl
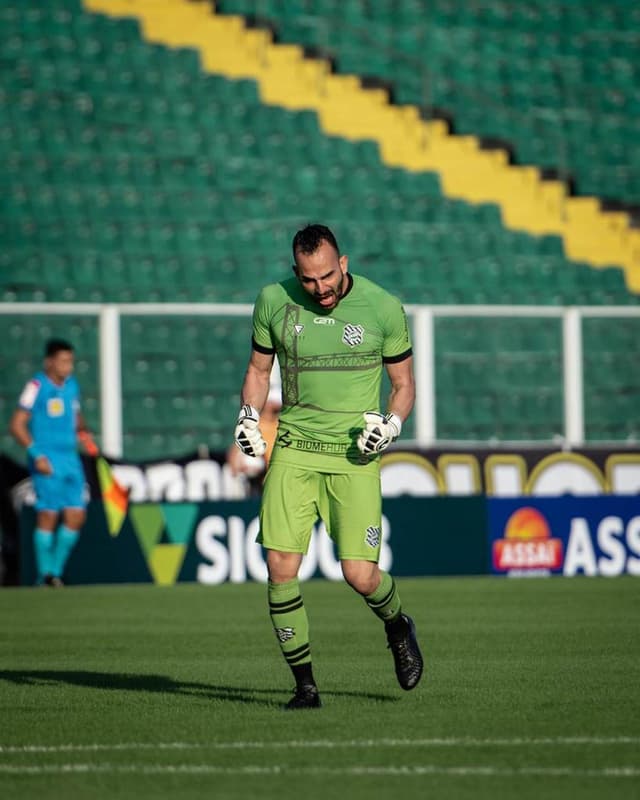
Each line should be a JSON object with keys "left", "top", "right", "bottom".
{"left": 0, "top": 670, "right": 398, "bottom": 707}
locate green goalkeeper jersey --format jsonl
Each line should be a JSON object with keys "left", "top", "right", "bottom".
{"left": 252, "top": 272, "right": 412, "bottom": 473}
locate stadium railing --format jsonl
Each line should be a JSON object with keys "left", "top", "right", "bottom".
{"left": 1, "top": 302, "right": 639, "bottom": 459}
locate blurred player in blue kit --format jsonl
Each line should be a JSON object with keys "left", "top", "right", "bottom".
{"left": 9, "top": 338, "right": 97, "bottom": 586}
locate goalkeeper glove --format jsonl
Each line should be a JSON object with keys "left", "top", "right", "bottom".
{"left": 357, "top": 412, "right": 402, "bottom": 455}
{"left": 234, "top": 405, "right": 267, "bottom": 458}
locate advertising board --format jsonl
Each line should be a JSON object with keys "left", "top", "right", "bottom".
{"left": 488, "top": 497, "right": 640, "bottom": 577}
{"left": 19, "top": 496, "right": 487, "bottom": 585}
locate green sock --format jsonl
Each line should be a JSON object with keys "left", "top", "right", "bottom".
{"left": 365, "top": 571, "right": 402, "bottom": 623}
{"left": 268, "top": 578, "right": 312, "bottom": 676}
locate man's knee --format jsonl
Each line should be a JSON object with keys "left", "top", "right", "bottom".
{"left": 267, "top": 550, "right": 303, "bottom": 583}
{"left": 36, "top": 510, "right": 58, "bottom": 532}
{"left": 341, "top": 559, "right": 380, "bottom": 596}
{"left": 63, "top": 508, "right": 86, "bottom": 530}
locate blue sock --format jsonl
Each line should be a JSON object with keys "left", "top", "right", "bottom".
{"left": 52, "top": 526, "right": 80, "bottom": 579}
{"left": 33, "top": 529, "right": 55, "bottom": 583}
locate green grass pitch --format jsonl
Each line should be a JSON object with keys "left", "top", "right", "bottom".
{"left": 1, "top": 576, "right": 639, "bottom": 800}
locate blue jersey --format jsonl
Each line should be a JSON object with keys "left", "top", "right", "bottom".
{"left": 18, "top": 371, "right": 81, "bottom": 453}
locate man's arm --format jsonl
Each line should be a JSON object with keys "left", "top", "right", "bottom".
{"left": 385, "top": 355, "right": 415, "bottom": 422}
{"left": 76, "top": 412, "right": 99, "bottom": 456}
{"left": 357, "top": 355, "right": 415, "bottom": 456}
{"left": 234, "top": 349, "right": 275, "bottom": 458}
{"left": 240, "top": 349, "right": 275, "bottom": 414}
{"left": 76, "top": 411, "right": 90, "bottom": 434}
{"left": 9, "top": 408, "right": 32, "bottom": 450}
{"left": 8, "top": 408, "right": 52, "bottom": 474}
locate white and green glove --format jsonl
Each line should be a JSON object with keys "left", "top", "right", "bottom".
{"left": 357, "top": 412, "right": 402, "bottom": 455}
{"left": 234, "top": 405, "right": 267, "bottom": 457}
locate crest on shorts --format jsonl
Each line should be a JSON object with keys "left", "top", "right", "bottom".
{"left": 365, "top": 526, "right": 381, "bottom": 548}
{"left": 343, "top": 324, "right": 364, "bottom": 347}
{"left": 275, "top": 627, "right": 295, "bottom": 643}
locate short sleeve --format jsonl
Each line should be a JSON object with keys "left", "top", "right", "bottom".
{"left": 18, "top": 379, "right": 41, "bottom": 411}
{"left": 382, "top": 297, "right": 412, "bottom": 362}
{"left": 252, "top": 288, "right": 276, "bottom": 353}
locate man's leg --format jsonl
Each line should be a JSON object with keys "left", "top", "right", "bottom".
{"left": 267, "top": 549, "right": 320, "bottom": 710}
{"left": 33, "top": 510, "right": 57, "bottom": 585}
{"left": 32, "top": 466, "right": 64, "bottom": 585}
{"left": 51, "top": 507, "right": 85, "bottom": 583}
{"left": 342, "top": 559, "right": 423, "bottom": 690}
{"left": 327, "top": 470, "right": 424, "bottom": 691}
{"left": 259, "top": 464, "right": 322, "bottom": 709}
{"left": 50, "top": 462, "right": 87, "bottom": 585}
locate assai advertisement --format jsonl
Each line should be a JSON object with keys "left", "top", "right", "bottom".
{"left": 489, "top": 496, "right": 640, "bottom": 577}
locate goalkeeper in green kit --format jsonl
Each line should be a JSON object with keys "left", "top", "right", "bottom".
{"left": 234, "top": 223, "right": 423, "bottom": 709}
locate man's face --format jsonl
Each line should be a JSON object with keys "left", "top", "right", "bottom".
{"left": 293, "top": 239, "right": 349, "bottom": 311}
{"left": 46, "top": 350, "right": 75, "bottom": 383}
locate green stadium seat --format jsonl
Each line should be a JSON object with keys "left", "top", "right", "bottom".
{"left": 217, "top": 0, "right": 640, "bottom": 204}
{"left": 1, "top": 0, "right": 639, "bottom": 457}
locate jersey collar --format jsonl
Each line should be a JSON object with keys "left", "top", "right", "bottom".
{"left": 340, "top": 272, "right": 354, "bottom": 301}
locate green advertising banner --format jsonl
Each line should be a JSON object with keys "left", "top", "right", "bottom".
{"left": 20, "top": 496, "right": 488, "bottom": 586}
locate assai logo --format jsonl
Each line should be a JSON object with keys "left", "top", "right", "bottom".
{"left": 493, "top": 507, "right": 563, "bottom": 574}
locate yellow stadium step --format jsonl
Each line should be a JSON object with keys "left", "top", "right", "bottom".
{"left": 82, "top": 0, "right": 640, "bottom": 293}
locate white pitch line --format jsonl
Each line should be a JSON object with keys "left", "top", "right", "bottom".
{"left": 1, "top": 736, "right": 639, "bottom": 754}
{"left": 0, "top": 763, "right": 639, "bottom": 778}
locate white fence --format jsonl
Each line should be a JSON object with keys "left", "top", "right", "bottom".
{"left": 2, "top": 302, "right": 639, "bottom": 458}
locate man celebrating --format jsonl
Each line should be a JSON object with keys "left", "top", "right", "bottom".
{"left": 9, "top": 338, "right": 95, "bottom": 586}
{"left": 234, "top": 223, "right": 423, "bottom": 709}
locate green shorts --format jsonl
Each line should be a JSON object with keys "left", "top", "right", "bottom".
{"left": 258, "top": 463, "right": 382, "bottom": 561}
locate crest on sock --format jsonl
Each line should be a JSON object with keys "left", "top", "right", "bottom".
{"left": 275, "top": 627, "right": 295, "bottom": 643}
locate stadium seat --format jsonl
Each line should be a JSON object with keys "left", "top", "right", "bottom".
{"left": 216, "top": 0, "right": 640, "bottom": 205}
{"left": 0, "top": 0, "right": 638, "bottom": 457}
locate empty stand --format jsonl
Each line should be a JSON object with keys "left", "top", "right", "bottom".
{"left": 582, "top": 317, "right": 640, "bottom": 441}
{"left": 119, "top": 314, "right": 250, "bottom": 457}
{"left": 0, "top": 0, "right": 638, "bottom": 457}
{"left": 435, "top": 316, "right": 564, "bottom": 440}
{"left": 218, "top": 0, "right": 640, "bottom": 205}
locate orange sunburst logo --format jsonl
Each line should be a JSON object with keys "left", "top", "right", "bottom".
{"left": 494, "top": 507, "right": 563, "bottom": 571}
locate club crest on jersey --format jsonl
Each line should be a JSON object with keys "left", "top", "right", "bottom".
{"left": 343, "top": 324, "right": 364, "bottom": 347}
{"left": 275, "top": 627, "right": 295, "bottom": 643}
{"left": 365, "top": 526, "right": 381, "bottom": 548}
{"left": 47, "top": 398, "right": 65, "bottom": 417}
